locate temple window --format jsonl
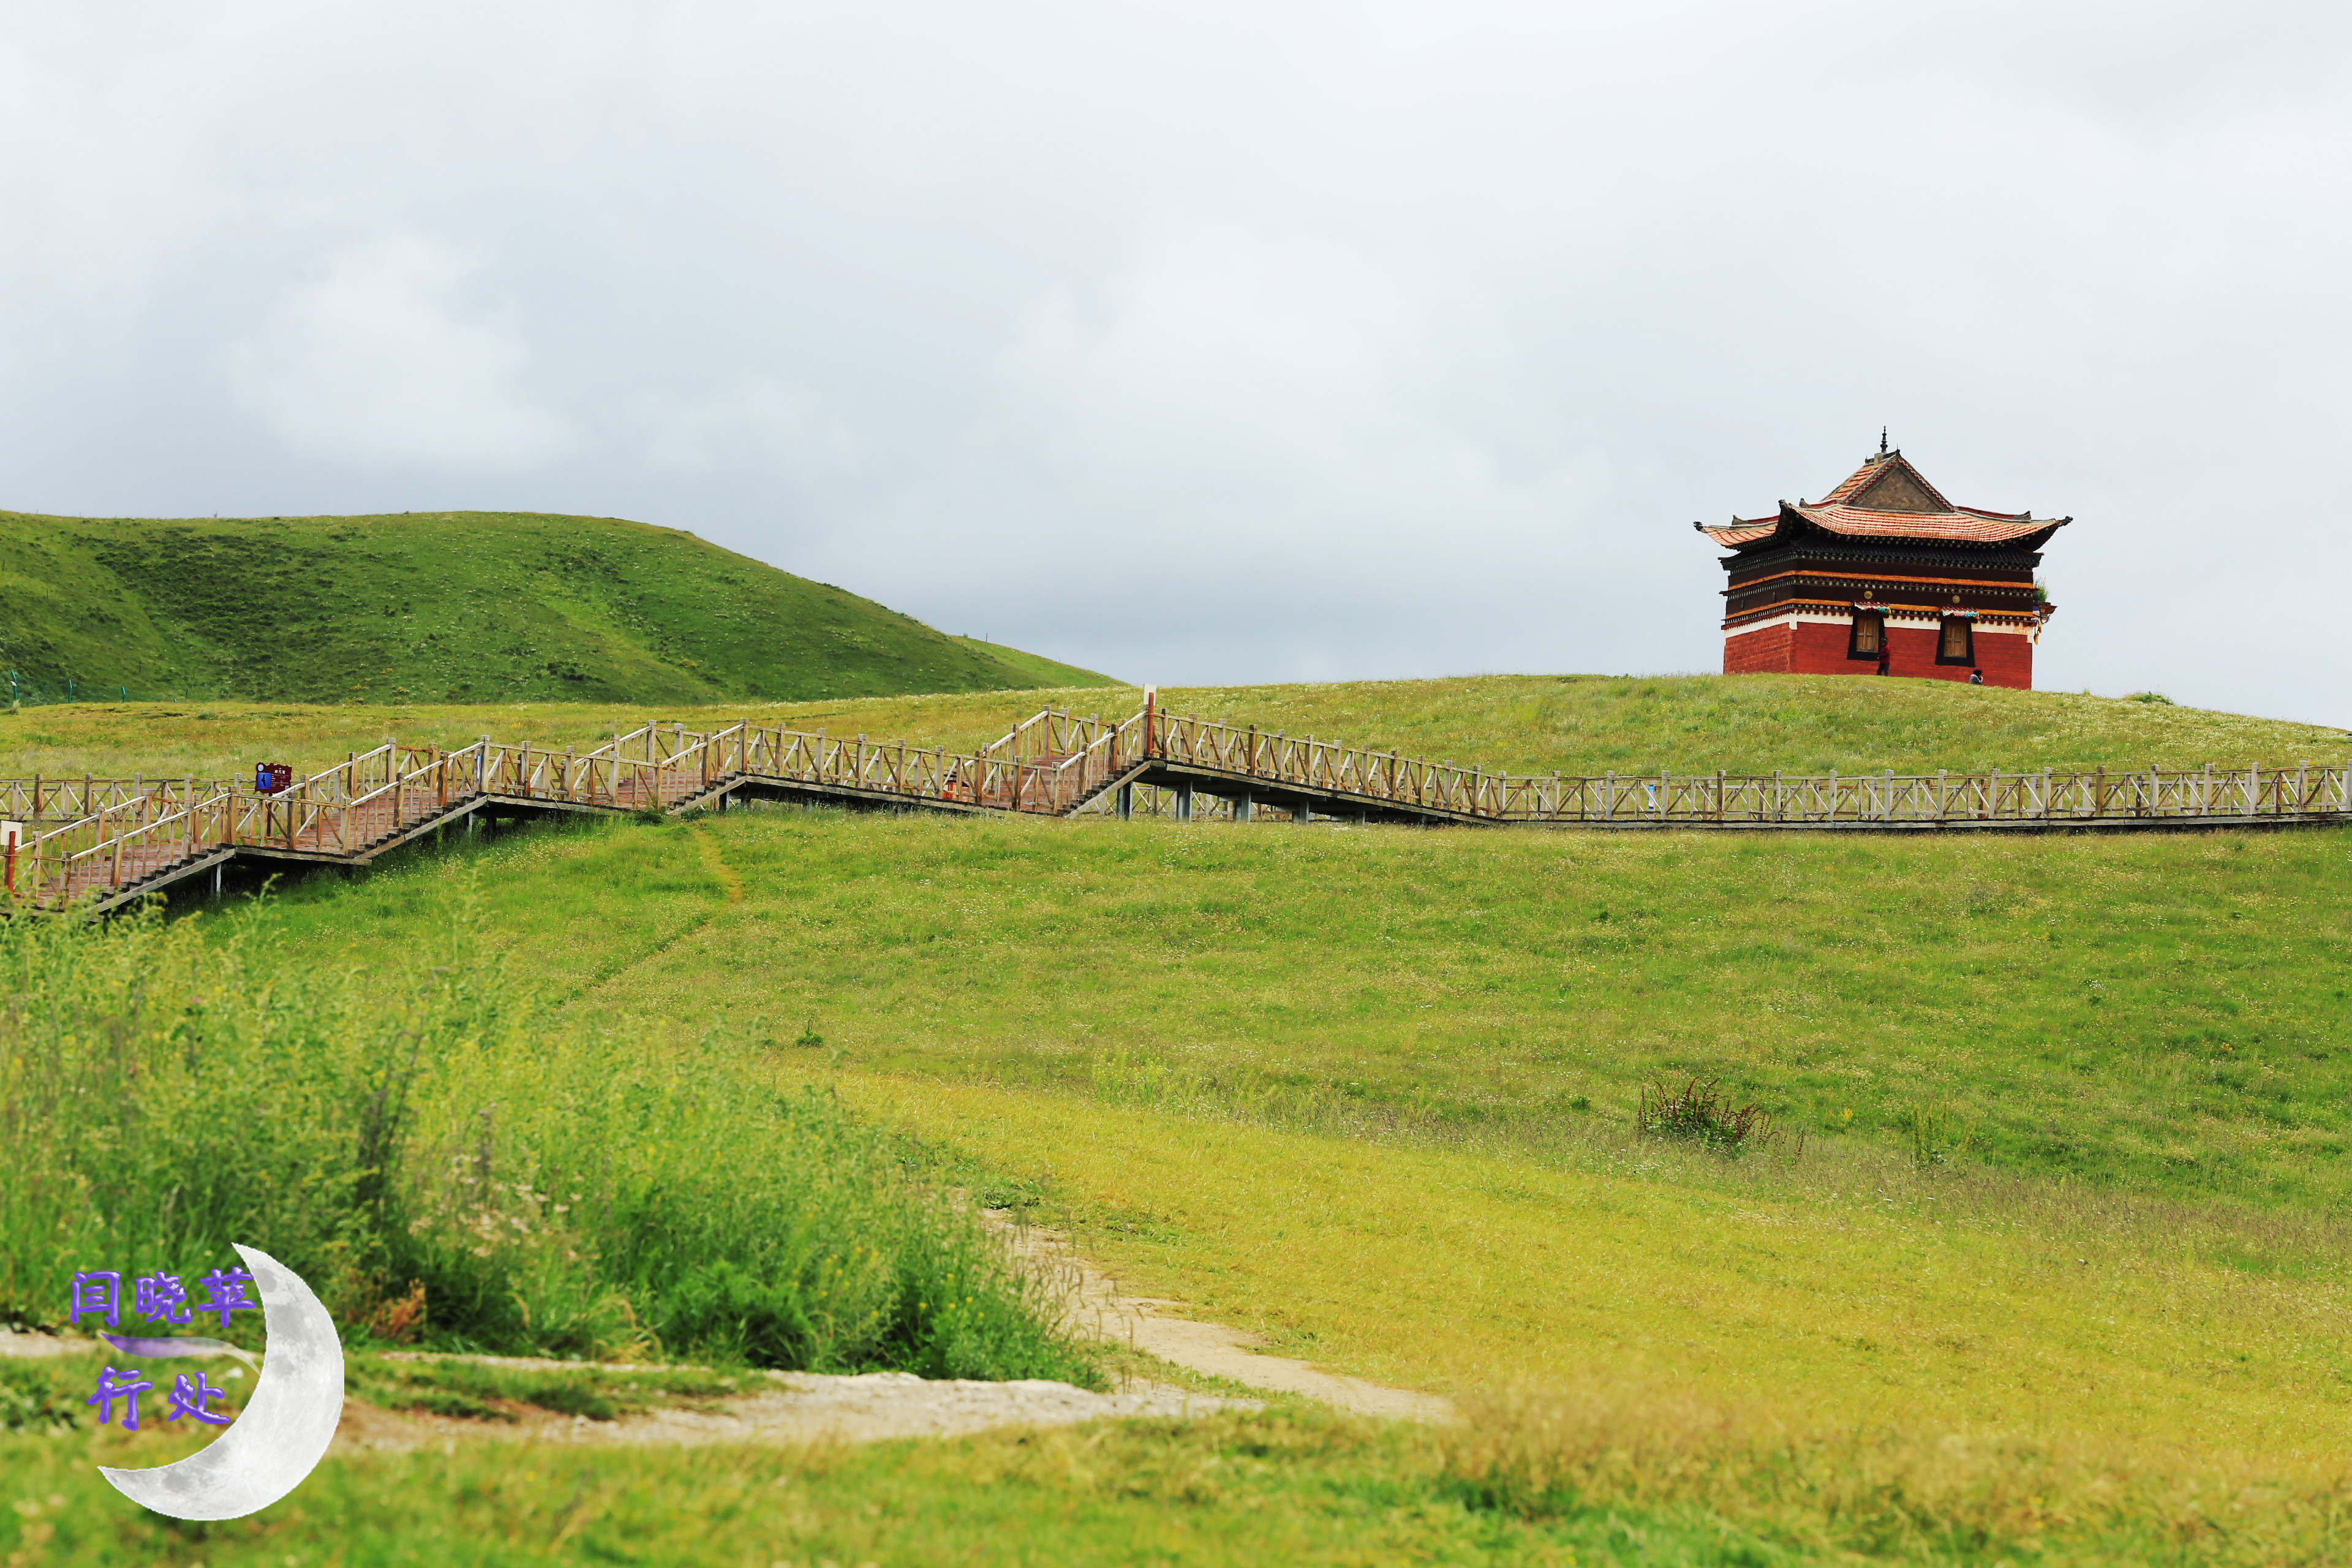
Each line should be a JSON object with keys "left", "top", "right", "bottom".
{"left": 1849, "top": 612, "right": 1883, "bottom": 658}
{"left": 1939, "top": 617, "right": 1974, "bottom": 663}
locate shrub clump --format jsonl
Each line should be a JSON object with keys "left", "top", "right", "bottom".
{"left": 1635, "top": 1076, "right": 1772, "bottom": 1155}
{"left": 0, "top": 900, "right": 1091, "bottom": 1384}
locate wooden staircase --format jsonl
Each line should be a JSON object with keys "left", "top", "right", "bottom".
{"left": 8, "top": 696, "right": 2348, "bottom": 913}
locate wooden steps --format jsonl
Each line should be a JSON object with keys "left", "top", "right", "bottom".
{"left": 8, "top": 701, "right": 2348, "bottom": 913}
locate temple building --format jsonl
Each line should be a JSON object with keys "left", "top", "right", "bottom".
{"left": 1694, "top": 442, "right": 2065, "bottom": 689}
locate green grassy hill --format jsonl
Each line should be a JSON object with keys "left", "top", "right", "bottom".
{"left": 11, "top": 674, "right": 2352, "bottom": 1560}
{"left": 232, "top": 792, "right": 2352, "bottom": 1559}
{"left": 273, "top": 804, "right": 2352, "bottom": 1210}
{"left": 0, "top": 508, "right": 1115, "bottom": 705}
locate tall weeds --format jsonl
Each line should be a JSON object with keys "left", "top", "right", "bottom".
{"left": 0, "top": 899, "right": 1089, "bottom": 1383}
{"left": 1637, "top": 1076, "right": 1773, "bottom": 1154}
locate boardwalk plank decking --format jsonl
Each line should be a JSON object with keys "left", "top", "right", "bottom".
{"left": 7, "top": 695, "right": 2348, "bottom": 912}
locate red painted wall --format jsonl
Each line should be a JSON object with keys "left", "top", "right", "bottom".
{"left": 1722, "top": 622, "right": 1793, "bottom": 674}
{"left": 1722, "top": 620, "right": 2034, "bottom": 689}
{"left": 1962, "top": 629, "right": 2035, "bottom": 689}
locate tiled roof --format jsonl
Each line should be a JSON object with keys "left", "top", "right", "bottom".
{"left": 1694, "top": 450, "right": 2067, "bottom": 551}
{"left": 1814, "top": 453, "right": 1954, "bottom": 509}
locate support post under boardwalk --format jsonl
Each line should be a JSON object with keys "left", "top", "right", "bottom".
{"left": 1175, "top": 783, "right": 1193, "bottom": 822}
{"left": 1235, "top": 793, "right": 1253, "bottom": 822}
{"left": 1297, "top": 802, "right": 1313, "bottom": 825}
{"left": 1117, "top": 782, "right": 1133, "bottom": 820}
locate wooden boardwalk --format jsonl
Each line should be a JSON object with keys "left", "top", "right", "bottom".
{"left": 7, "top": 693, "right": 2348, "bottom": 912}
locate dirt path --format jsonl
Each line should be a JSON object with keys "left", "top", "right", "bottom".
{"left": 334, "top": 1367, "right": 1254, "bottom": 1453}
{"left": 995, "top": 1213, "right": 1455, "bottom": 1423}
{"left": 2, "top": 1333, "right": 1256, "bottom": 1451}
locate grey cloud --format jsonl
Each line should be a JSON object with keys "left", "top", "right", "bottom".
{"left": 228, "top": 237, "right": 578, "bottom": 470}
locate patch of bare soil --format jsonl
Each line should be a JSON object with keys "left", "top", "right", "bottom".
{"left": 992, "top": 1213, "right": 1455, "bottom": 1423}
{"left": 333, "top": 1368, "right": 1253, "bottom": 1454}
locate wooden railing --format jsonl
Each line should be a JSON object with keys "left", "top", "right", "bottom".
{"left": 1, "top": 774, "right": 237, "bottom": 827}
{"left": 7, "top": 697, "right": 2348, "bottom": 911}
{"left": 1131, "top": 706, "right": 2352, "bottom": 826}
{"left": 2, "top": 710, "right": 1134, "bottom": 910}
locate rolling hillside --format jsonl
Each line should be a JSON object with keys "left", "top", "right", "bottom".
{"left": 0, "top": 508, "right": 1115, "bottom": 705}
{"left": 12, "top": 674, "right": 2352, "bottom": 1559}
{"left": 235, "top": 769, "right": 2352, "bottom": 1559}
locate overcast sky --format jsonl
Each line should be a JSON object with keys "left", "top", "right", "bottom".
{"left": 3, "top": 3, "right": 2346, "bottom": 728}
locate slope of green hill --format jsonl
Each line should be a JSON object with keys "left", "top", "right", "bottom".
{"left": 0, "top": 508, "right": 1115, "bottom": 705}
{"left": 208, "top": 796, "right": 2352, "bottom": 1556}
{"left": 11, "top": 671, "right": 2352, "bottom": 1558}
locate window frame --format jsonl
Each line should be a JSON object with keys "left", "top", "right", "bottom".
{"left": 1936, "top": 615, "right": 1976, "bottom": 665}
{"left": 1847, "top": 609, "right": 1887, "bottom": 660}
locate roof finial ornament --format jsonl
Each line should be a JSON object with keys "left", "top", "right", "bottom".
{"left": 1879, "top": 426, "right": 1888, "bottom": 456}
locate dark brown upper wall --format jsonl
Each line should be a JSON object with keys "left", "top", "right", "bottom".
{"left": 1723, "top": 552, "right": 2037, "bottom": 590}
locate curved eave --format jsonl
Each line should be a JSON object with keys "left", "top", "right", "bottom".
{"left": 1693, "top": 521, "right": 1779, "bottom": 551}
